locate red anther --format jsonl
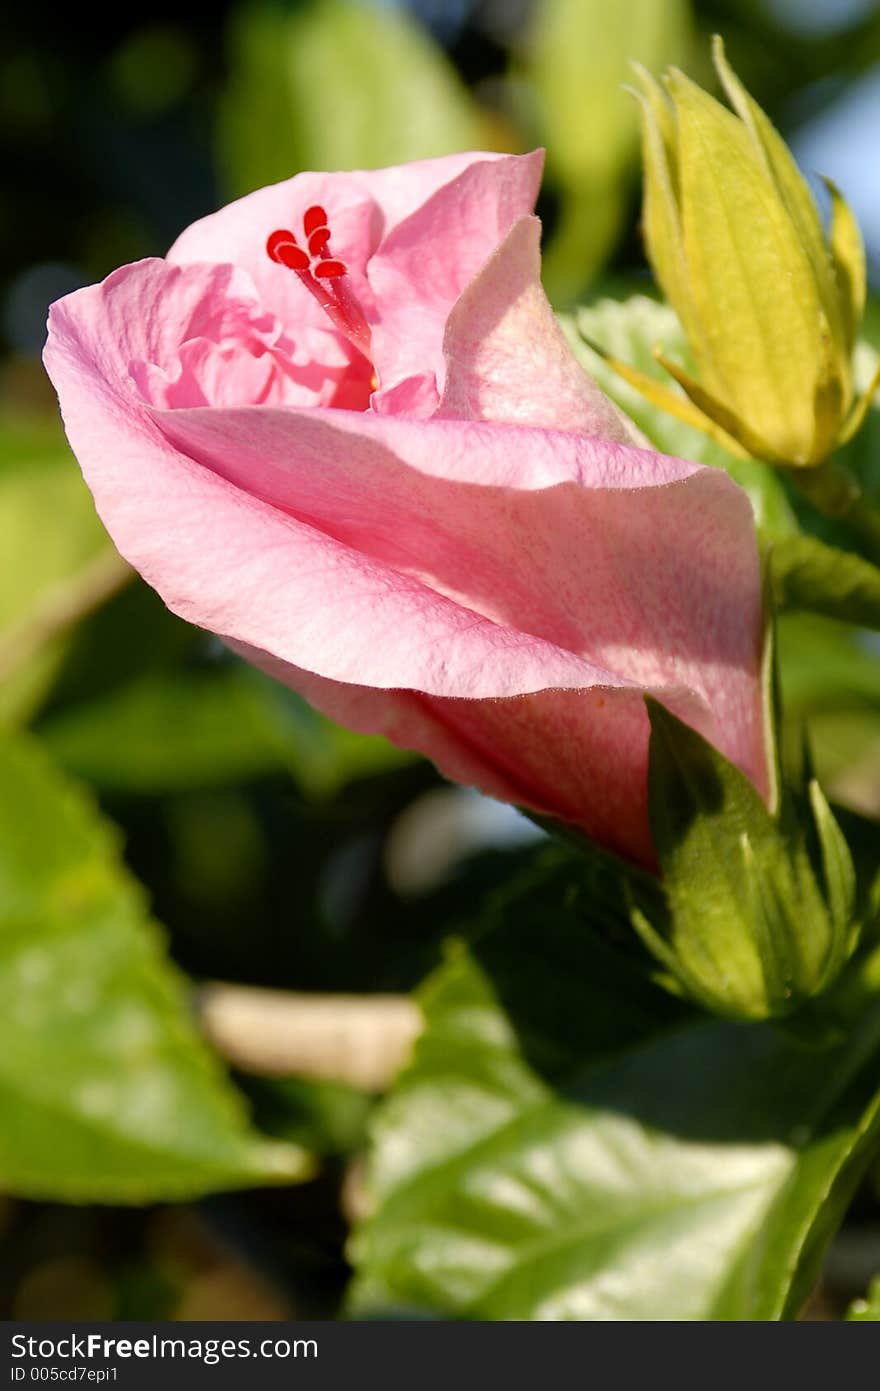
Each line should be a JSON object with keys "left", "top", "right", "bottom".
{"left": 307, "top": 227, "right": 331, "bottom": 257}
{"left": 266, "top": 229, "right": 310, "bottom": 269}
{"left": 266, "top": 228, "right": 295, "bottom": 261}
{"left": 303, "top": 205, "right": 328, "bottom": 237}
{"left": 264, "top": 216, "right": 368, "bottom": 357}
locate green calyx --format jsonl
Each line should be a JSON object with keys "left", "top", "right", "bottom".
{"left": 629, "top": 35, "right": 874, "bottom": 469}
{"left": 635, "top": 699, "right": 860, "bottom": 1021}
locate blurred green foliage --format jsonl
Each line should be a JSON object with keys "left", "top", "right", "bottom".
{"left": 0, "top": 411, "right": 114, "bottom": 724}
{"left": 2, "top": 0, "right": 880, "bottom": 1323}
{"left": 219, "top": 0, "right": 488, "bottom": 195}
{"left": 527, "top": 0, "right": 692, "bottom": 301}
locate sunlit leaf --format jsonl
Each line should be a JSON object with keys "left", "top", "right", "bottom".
{"left": 351, "top": 864, "right": 880, "bottom": 1319}
{"left": 0, "top": 728, "right": 312, "bottom": 1201}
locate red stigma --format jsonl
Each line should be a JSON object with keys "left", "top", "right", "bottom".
{"left": 264, "top": 206, "right": 370, "bottom": 359}
{"left": 303, "top": 205, "right": 328, "bottom": 237}
{"left": 307, "top": 226, "right": 331, "bottom": 256}
{"left": 266, "top": 230, "right": 310, "bottom": 270}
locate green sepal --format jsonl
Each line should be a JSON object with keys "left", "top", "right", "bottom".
{"left": 654, "top": 348, "right": 777, "bottom": 461}
{"left": 822, "top": 175, "right": 867, "bottom": 354}
{"left": 712, "top": 36, "right": 848, "bottom": 367}
{"left": 630, "top": 36, "right": 864, "bottom": 468}
{"left": 838, "top": 357, "right": 880, "bottom": 446}
{"left": 629, "top": 66, "right": 692, "bottom": 341}
{"left": 574, "top": 329, "right": 751, "bottom": 456}
{"left": 644, "top": 698, "right": 859, "bottom": 1020}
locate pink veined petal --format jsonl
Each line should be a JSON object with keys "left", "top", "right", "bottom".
{"left": 45, "top": 289, "right": 619, "bottom": 701}
{"left": 48, "top": 257, "right": 367, "bottom": 416}
{"left": 168, "top": 152, "right": 543, "bottom": 372}
{"left": 371, "top": 372, "right": 440, "bottom": 419}
{"left": 168, "top": 151, "right": 524, "bottom": 270}
{"left": 146, "top": 403, "right": 768, "bottom": 807}
{"left": 229, "top": 654, "right": 719, "bottom": 866}
{"left": 365, "top": 152, "right": 545, "bottom": 396}
{"left": 437, "top": 215, "right": 641, "bottom": 442}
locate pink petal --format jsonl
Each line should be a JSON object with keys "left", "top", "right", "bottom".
{"left": 437, "top": 216, "right": 639, "bottom": 441}
{"left": 235, "top": 659, "right": 716, "bottom": 865}
{"left": 367, "top": 152, "right": 544, "bottom": 399}
{"left": 168, "top": 152, "right": 542, "bottom": 376}
{"left": 44, "top": 180, "right": 768, "bottom": 866}
{"left": 45, "top": 255, "right": 765, "bottom": 801}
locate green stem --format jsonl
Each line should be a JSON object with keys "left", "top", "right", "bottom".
{"left": 787, "top": 461, "right": 880, "bottom": 568}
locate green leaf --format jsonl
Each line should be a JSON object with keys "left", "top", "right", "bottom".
{"left": 847, "top": 1275, "right": 880, "bottom": 1320}
{"left": 645, "top": 699, "right": 856, "bottom": 1017}
{"left": 771, "top": 533, "right": 880, "bottom": 630}
{"left": 0, "top": 727, "right": 312, "bottom": 1201}
{"left": 39, "top": 662, "right": 413, "bottom": 797}
{"left": 218, "top": 0, "right": 485, "bottom": 198}
{"left": 351, "top": 877, "right": 880, "bottom": 1320}
{"left": 563, "top": 296, "right": 798, "bottom": 539}
{"left": 0, "top": 411, "right": 116, "bottom": 725}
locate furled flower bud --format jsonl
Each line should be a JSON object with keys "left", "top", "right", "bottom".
{"left": 632, "top": 36, "right": 877, "bottom": 469}
{"left": 43, "top": 150, "right": 770, "bottom": 873}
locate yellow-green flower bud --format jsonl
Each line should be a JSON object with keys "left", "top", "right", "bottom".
{"left": 632, "top": 36, "right": 875, "bottom": 468}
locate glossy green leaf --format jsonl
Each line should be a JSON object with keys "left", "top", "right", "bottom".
{"left": 563, "top": 296, "right": 798, "bottom": 538}
{"left": 771, "top": 533, "right": 880, "bottom": 630}
{"left": 0, "top": 412, "right": 115, "bottom": 725}
{"left": 39, "top": 662, "right": 413, "bottom": 797}
{"left": 350, "top": 872, "right": 880, "bottom": 1320}
{"left": 0, "top": 727, "right": 312, "bottom": 1201}
{"left": 219, "top": 0, "right": 485, "bottom": 198}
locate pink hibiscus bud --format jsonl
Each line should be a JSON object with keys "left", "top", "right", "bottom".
{"left": 43, "top": 150, "right": 769, "bottom": 869}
